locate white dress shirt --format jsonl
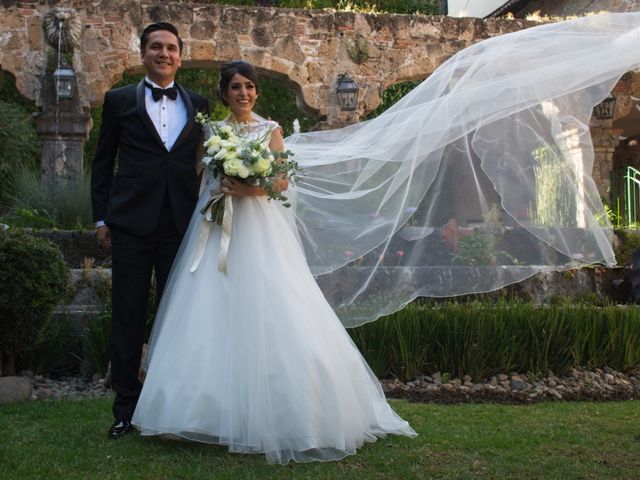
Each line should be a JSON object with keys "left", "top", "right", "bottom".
{"left": 143, "top": 76, "right": 188, "bottom": 151}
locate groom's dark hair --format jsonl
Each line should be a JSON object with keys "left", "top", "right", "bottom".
{"left": 140, "top": 22, "right": 184, "bottom": 54}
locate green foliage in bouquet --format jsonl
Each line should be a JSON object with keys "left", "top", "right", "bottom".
{"left": 0, "top": 229, "right": 69, "bottom": 376}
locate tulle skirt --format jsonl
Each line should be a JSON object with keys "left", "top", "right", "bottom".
{"left": 131, "top": 193, "right": 416, "bottom": 464}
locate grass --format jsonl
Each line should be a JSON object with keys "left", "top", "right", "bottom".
{"left": 2, "top": 397, "right": 639, "bottom": 479}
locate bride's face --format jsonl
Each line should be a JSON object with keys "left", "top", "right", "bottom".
{"left": 225, "top": 73, "right": 258, "bottom": 119}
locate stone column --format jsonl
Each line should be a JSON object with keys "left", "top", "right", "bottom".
{"left": 591, "top": 122, "right": 623, "bottom": 199}
{"left": 36, "top": 109, "right": 92, "bottom": 182}
{"left": 35, "top": 6, "right": 90, "bottom": 185}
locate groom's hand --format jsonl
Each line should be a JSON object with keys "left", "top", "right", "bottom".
{"left": 97, "top": 225, "right": 112, "bottom": 251}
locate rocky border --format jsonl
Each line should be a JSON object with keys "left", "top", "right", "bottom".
{"left": 381, "top": 367, "right": 640, "bottom": 404}
{"left": 4, "top": 367, "right": 638, "bottom": 405}
{"left": 20, "top": 371, "right": 110, "bottom": 401}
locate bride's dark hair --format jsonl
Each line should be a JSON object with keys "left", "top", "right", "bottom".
{"left": 219, "top": 60, "right": 260, "bottom": 106}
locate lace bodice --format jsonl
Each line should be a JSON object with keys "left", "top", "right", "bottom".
{"left": 214, "top": 115, "right": 279, "bottom": 145}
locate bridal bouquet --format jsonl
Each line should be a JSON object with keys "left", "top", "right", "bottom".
{"left": 195, "top": 112, "right": 300, "bottom": 224}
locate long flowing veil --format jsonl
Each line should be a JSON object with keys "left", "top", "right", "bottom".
{"left": 285, "top": 12, "right": 640, "bottom": 327}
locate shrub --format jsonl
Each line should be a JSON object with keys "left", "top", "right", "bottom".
{"left": 82, "top": 310, "right": 112, "bottom": 376}
{"left": 349, "top": 302, "right": 640, "bottom": 381}
{"left": 0, "top": 229, "right": 69, "bottom": 375}
{"left": 614, "top": 229, "right": 640, "bottom": 266}
{"left": 22, "top": 314, "right": 82, "bottom": 375}
{"left": 2, "top": 166, "right": 93, "bottom": 230}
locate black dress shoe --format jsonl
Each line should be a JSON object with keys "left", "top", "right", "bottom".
{"left": 108, "top": 419, "right": 133, "bottom": 439}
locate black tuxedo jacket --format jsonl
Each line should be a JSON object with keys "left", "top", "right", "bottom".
{"left": 91, "top": 80, "right": 209, "bottom": 236}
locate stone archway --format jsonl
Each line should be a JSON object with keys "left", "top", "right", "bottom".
{"left": 0, "top": 1, "right": 540, "bottom": 183}
{"left": 0, "top": 1, "right": 534, "bottom": 129}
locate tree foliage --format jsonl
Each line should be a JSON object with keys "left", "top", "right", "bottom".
{"left": 364, "top": 79, "right": 421, "bottom": 120}
{"left": 0, "top": 73, "right": 41, "bottom": 201}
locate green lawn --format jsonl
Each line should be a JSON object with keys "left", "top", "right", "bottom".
{"left": 1, "top": 397, "right": 639, "bottom": 479}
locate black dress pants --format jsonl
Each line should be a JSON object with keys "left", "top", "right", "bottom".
{"left": 109, "top": 199, "right": 182, "bottom": 421}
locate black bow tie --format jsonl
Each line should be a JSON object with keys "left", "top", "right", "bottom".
{"left": 145, "top": 81, "right": 178, "bottom": 101}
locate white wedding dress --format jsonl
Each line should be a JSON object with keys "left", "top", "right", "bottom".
{"left": 131, "top": 118, "right": 417, "bottom": 464}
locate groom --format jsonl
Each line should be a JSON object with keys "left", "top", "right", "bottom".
{"left": 91, "top": 22, "right": 209, "bottom": 439}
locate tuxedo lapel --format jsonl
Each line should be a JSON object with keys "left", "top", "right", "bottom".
{"left": 136, "top": 80, "right": 166, "bottom": 149}
{"left": 170, "top": 83, "right": 195, "bottom": 152}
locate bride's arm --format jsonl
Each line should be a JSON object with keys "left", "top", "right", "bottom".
{"left": 221, "top": 127, "right": 288, "bottom": 196}
{"left": 268, "top": 126, "right": 288, "bottom": 191}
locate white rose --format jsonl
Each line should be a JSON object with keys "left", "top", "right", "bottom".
{"left": 214, "top": 148, "right": 228, "bottom": 161}
{"left": 223, "top": 158, "right": 243, "bottom": 176}
{"left": 204, "top": 135, "right": 221, "bottom": 147}
{"left": 207, "top": 145, "right": 221, "bottom": 156}
{"left": 255, "top": 158, "right": 272, "bottom": 174}
{"left": 219, "top": 125, "right": 233, "bottom": 135}
{"left": 237, "top": 165, "right": 250, "bottom": 179}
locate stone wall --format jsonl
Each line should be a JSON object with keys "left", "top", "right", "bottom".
{"left": 0, "top": 0, "right": 533, "bottom": 128}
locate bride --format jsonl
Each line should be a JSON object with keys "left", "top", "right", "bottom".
{"left": 131, "top": 60, "right": 418, "bottom": 464}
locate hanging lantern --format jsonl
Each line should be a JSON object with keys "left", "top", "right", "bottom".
{"left": 53, "top": 65, "right": 76, "bottom": 100}
{"left": 593, "top": 95, "right": 617, "bottom": 119}
{"left": 336, "top": 74, "right": 359, "bottom": 111}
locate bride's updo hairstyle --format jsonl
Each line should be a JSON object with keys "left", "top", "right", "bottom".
{"left": 219, "top": 60, "right": 260, "bottom": 106}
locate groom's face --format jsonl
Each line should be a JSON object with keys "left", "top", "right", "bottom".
{"left": 141, "top": 30, "right": 182, "bottom": 86}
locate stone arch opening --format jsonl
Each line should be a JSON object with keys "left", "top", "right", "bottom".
{"left": 363, "top": 77, "right": 425, "bottom": 120}
{"left": 0, "top": 69, "right": 39, "bottom": 111}
{"left": 0, "top": 69, "right": 41, "bottom": 164}
{"left": 84, "top": 63, "right": 321, "bottom": 164}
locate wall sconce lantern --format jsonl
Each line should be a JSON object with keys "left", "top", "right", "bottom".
{"left": 336, "top": 73, "right": 359, "bottom": 111}
{"left": 53, "top": 65, "right": 76, "bottom": 100}
{"left": 593, "top": 95, "right": 617, "bottom": 120}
